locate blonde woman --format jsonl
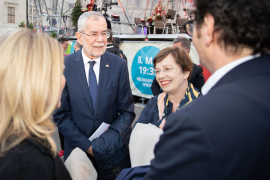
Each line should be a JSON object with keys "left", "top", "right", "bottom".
{"left": 0, "top": 30, "right": 71, "bottom": 180}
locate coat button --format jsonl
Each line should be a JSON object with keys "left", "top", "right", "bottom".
{"left": 94, "top": 119, "right": 98, "bottom": 122}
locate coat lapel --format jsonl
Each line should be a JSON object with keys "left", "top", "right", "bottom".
{"left": 73, "top": 50, "right": 95, "bottom": 115}
{"left": 95, "top": 54, "right": 110, "bottom": 116}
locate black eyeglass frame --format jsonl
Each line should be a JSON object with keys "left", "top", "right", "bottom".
{"left": 79, "top": 31, "right": 110, "bottom": 39}
{"left": 183, "top": 19, "right": 195, "bottom": 37}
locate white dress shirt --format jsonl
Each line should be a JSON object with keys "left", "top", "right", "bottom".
{"left": 201, "top": 54, "right": 260, "bottom": 95}
{"left": 82, "top": 48, "right": 101, "bottom": 85}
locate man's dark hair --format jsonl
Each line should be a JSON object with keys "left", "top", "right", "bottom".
{"left": 173, "top": 37, "right": 191, "bottom": 51}
{"left": 58, "top": 37, "right": 68, "bottom": 44}
{"left": 107, "top": 28, "right": 113, "bottom": 43}
{"left": 194, "top": 0, "right": 270, "bottom": 55}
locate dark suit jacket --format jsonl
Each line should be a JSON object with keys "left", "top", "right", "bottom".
{"left": 151, "top": 63, "right": 205, "bottom": 95}
{"left": 144, "top": 55, "right": 270, "bottom": 180}
{"left": 53, "top": 50, "right": 135, "bottom": 160}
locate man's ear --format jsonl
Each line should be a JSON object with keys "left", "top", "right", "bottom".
{"left": 76, "top": 32, "right": 83, "bottom": 46}
{"left": 204, "top": 13, "right": 215, "bottom": 47}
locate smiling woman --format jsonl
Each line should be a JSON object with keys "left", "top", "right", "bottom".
{"left": 136, "top": 47, "right": 201, "bottom": 129}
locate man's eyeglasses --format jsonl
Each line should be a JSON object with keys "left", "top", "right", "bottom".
{"left": 155, "top": 67, "right": 178, "bottom": 76}
{"left": 80, "top": 31, "right": 110, "bottom": 39}
{"left": 183, "top": 20, "right": 194, "bottom": 37}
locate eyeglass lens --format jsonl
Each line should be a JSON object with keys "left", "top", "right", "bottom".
{"left": 186, "top": 23, "right": 194, "bottom": 37}
{"left": 184, "top": 20, "right": 194, "bottom": 37}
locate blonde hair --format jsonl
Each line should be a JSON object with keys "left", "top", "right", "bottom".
{"left": 0, "top": 29, "right": 64, "bottom": 156}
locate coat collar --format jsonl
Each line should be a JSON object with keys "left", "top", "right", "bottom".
{"left": 202, "top": 54, "right": 259, "bottom": 95}
{"left": 209, "top": 54, "right": 270, "bottom": 93}
{"left": 106, "top": 44, "right": 114, "bottom": 48}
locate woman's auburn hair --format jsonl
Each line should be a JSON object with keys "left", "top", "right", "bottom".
{"left": 0, "top": 29, "right": 64, "bottom": 156}
{"left": 153, "top": 46, "right": 193, "bottom": 80}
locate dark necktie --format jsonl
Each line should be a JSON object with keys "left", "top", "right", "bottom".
{"left": 88, "top": 61, "right": 97, "bottom": 112}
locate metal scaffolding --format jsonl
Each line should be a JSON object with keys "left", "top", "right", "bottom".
{"left": 26, "top": 0, "right": 195, "bottom": 36}
{"left": 27, "top": 0, "right": 75, "bottom": 37}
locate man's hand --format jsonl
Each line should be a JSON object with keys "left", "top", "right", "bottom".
{"left": 87, "top": 146, "right": 94, "bottom": 157}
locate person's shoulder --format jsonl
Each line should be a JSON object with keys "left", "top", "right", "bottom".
{"left": 0, "top": 139, "right": 54, "bottom": 177}
{"left": 175, "top": 79, "right": 259, "bottom": 124}
{"left": 112, "top": 42, "right": 119, "bottom": 49}
{"left": 118, "top": 49, "right": 124, "bottom": 54}
{"left": 105, "top": 46, "right": 117, "bottom": 53}
{"left": 147, "top": 95, "right": 159, "bottom": 105}
{"left": 141, "top": 96, "right": 158, "bottom": 112}
{"left": 103, "top": 51, "right": 126, "bottom": 64}
{"left": 7, "top": 139, "right": 53, "bottom": 162}
{"left": 170, "top": 71, "right": 270, "bottom": 133}
{"left": 137, "top": 96, "right": 158, "bottom": 114}
{"left": 64, "top": 50, "right": 81, "bottom": 65}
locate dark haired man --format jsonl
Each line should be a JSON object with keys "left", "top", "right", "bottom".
{"left": 143, "top": 0, "right": 270, "bottom": 179}
{"left": 151, "top": 36, "right": 205, "bottom": 94}
{"left": 58, "top": 37, "right": 69, "bottom": 56}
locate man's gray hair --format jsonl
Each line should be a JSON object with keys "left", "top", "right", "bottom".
{"left": 78, "top": 12, "right": 105, "bottom": 32}
{"left": 173, "top": 37, "right": 191, "bottom": 51}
